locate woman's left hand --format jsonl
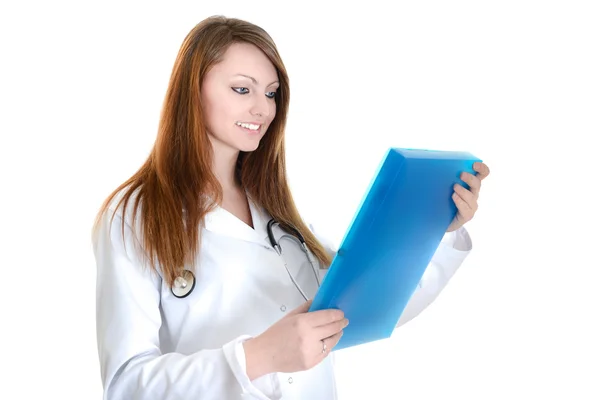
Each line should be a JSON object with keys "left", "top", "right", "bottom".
{"left": 447, "top": 161, "right": 490, "bottom": 232}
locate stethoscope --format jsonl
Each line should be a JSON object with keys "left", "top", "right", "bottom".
{"left": 170, "top": 269, "right": 196, "bottom": 298}
{"left": 170, "top": 218, "right": 321, "bottom": 300}
{"left": 266, "top": 218, "right": 321, "bottom": 301}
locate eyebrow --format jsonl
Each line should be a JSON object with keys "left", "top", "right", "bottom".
{"left": 234, "top": 74, "right": 279, "bottom": 86}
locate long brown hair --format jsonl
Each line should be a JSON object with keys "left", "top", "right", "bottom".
{"left": 92, "top": 16, "right": 333, "bottom": 287}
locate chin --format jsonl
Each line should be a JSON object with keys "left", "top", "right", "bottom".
{"left": 238, "top": 143, "right": 260, "bottom": 153}
{"left": 236, "top": 136, "right": 263, "bottom": 153}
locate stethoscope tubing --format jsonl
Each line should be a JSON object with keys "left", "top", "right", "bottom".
{"left": 170, "top": 218, "right": 320, "bottom": 300}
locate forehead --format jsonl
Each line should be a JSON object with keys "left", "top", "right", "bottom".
{"left": 210, "top": 42, "right": 278, "bottom": 82}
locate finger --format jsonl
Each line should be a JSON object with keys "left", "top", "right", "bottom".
{"left": 473, "top": 162, "right": 490, "bottom": 180}
{"left": 460, "top": 172, "right": 481, "bottom": 197}
{"left": 320, "top": 330, "right": 344, "bottom": 357}
{"left": 286, "top": 299, "right": 313, "bottom": 316}
{"left": 452, "top": 191, "right": 475, "bottom": 222}
{"left": 316, "top": 338, "right": 329, "bottom": 359}
{"left": 316, "top": 317, "right": 349, "bottom": 339}
{"left": 305, "top": 308, "right": 345, "bottom": 327}
{"left": 454, "top": 183, "right": 478, "bottom": 210}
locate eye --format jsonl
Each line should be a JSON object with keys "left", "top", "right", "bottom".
{"left": 266, "top": 91, "right": 276, "bottom": 99}
{"left": 232, "top": 87, "right": 249, "bottom": 94}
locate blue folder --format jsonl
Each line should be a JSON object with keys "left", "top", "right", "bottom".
{"left": 309, "top": 147, "right": 481, "bottom": 350}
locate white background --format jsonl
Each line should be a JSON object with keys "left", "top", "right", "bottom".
{"left": 1, "top": 0, "right": 599, "bottom": 398}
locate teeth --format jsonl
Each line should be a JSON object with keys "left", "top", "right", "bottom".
{"left": 236, "top": 122, "right": 260, "bottom": 130}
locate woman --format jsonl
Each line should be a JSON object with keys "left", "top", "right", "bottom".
{"left": 92, "top": 15, "right": 490, "bottom": 399}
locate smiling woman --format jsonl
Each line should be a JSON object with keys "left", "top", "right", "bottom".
{"left": 201, "top": 42, "right": 280, "bottom": 154}
{"left": 90, "top": 14, "right": 484, "bottom": 400}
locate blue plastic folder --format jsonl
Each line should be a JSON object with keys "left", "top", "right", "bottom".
{"left": 309, "top": 147, "right": 481, "bottom": 350}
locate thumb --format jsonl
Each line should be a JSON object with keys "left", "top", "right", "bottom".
{"left": 286, "top": 299, "right": 313, "bottom": 316}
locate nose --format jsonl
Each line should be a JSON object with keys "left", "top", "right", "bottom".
{"left": 250, "top": 95, "right": 271, "bottom": 118}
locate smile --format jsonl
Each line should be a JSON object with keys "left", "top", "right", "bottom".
{"left": 235, "top": 121, "right": 261, "bottom": 131}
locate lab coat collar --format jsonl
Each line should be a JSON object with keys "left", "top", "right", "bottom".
{"left": 202, "top": 193, "right": 272, "bottom": 247}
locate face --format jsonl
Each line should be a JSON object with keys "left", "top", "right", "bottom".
{"left": 201, "top": 42, "right": 279, "bottom": 156}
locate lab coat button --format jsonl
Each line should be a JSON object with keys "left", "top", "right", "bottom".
{"left": 280, "top": 305, "right": 286, "bottom": 312}
{"left": 288, "top": 377, "right": 293, "bottom": 384}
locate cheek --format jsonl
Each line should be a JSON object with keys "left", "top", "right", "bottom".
{"left": 202, "top": 98, "right": 232, "bottom": 134}
{"left": 212, "top": 104, "right": 232, "bottom": 126}
{"left": 268, "top": 102, "right": 277, "bottom": 123}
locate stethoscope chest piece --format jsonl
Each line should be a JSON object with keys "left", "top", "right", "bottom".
{"left": 171, "top": 269, "right": 196, "bottom": 298}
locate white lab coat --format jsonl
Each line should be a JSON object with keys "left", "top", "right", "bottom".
{"left": 93, "top": 193, "right": 472, "bottom": 400}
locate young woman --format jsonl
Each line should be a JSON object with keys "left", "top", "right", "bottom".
{"left": 92, "top": 15, "right": 490, "bottom": 400}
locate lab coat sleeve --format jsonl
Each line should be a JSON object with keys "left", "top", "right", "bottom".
{"left": 307, "top": 222, "right": 472, "bottom": 328}
{"left": 93, "top": 210, "right": 276, "bottom": 400}
{"left": 395, "top": 226, "right": 472, "bottom": 327}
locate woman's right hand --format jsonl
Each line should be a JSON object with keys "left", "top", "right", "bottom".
{"left": 243, "top": 300, "right": 349, "bottom": 380}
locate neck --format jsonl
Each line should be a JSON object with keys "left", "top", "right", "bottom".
{"left": 210, "top": 137, "right": 240, "bottom": 192}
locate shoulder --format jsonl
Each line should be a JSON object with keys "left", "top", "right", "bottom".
{"left": 92, "top": 185, "right": 159, "bottom": 271}
{"left": 93, "top": 185, "right": 146, "bottom": 248}
{"left": 101, "top": 185, "right": 144, "bottom": 228}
